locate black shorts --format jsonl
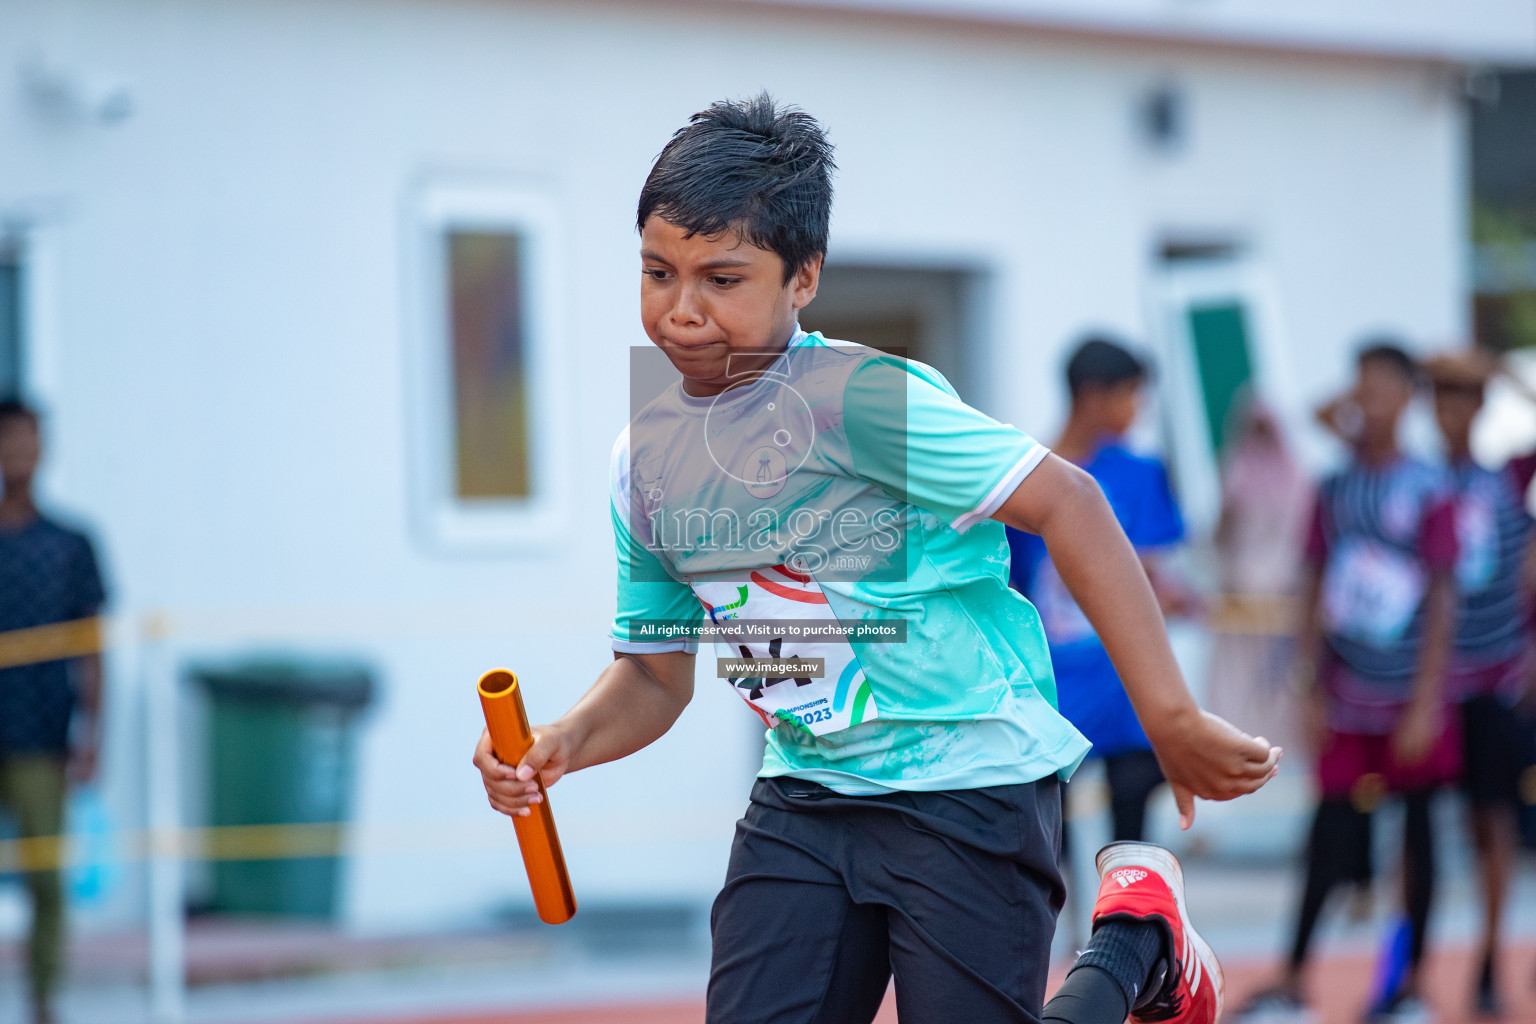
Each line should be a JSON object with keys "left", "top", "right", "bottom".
{"left": 1460, "top": 694, "right": 1534, "bottom": 809}
{"left": 706, "top": 775, "right": 1064, "bottom": 1024}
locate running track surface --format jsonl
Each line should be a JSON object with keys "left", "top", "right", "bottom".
{"left": 310, "top": 944, "right": 1536, "bottom": 1024}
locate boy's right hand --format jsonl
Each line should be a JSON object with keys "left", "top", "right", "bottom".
{"left": 1150, "top": 708, "right": 1281, "bottom": 830}
{"left": 473, "top": 723, "right": 574, "bottom": 818}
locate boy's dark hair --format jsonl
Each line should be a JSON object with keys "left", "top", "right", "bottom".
{"left": 0, "top": 397, "right": 39, "bottom": 430}
{"left": 1066, "top": 335, "right": 1149, "bottom": 397}
{"left": 1356, "top": 339, "right": 1420, "bottom": 384}
{"left": 637, "top": 93, "right": 835, "bottom": 283}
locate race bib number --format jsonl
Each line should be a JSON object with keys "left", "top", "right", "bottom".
{"left": 694, "top": 565, "right": 880, "bottom": 736}
{"left": 1320, "top": 539, "right": 1425, "bottom": 648}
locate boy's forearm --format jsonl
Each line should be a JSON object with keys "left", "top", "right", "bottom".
{"left": 75, "top": 652, "right": 103, "bottom": 736}
{"left": 557, "top": 652, "right": 694, "bottom": 773}
{"left": 1294, "top": 568, "right": 1324, "bottom": 679}
{"left": 1410, "top": 573, "right": 1456, "bottom": 707}
{"left": 1001, "top": 467, "right": 1198, "bottom": 736}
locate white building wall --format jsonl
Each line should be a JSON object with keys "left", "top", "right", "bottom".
{"left": 0, "top": 0, "right": 1470, "bottom": 930}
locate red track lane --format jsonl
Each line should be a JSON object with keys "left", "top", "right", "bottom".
{"left": 310, "top": 943, "right": 1536, "bottom": 1024}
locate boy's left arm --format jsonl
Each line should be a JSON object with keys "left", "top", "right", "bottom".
{"left": 1393, "top": 572, "right": 1454, "bottom": 764}
{"left": 71, "top": 648, "right": 104, "bottom": 784}
{"left": 69, "top": 537, "right": 108, "bottom": 785}
{"left": 1394, "top": 495, "right": 1460, "bottom": 763}
{"left": 995, "top": 454, "right": 1281, "bottom": 828}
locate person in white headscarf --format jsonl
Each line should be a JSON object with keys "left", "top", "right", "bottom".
{"left": 1208, "top": 392, "right": 1313, "bottom": 756}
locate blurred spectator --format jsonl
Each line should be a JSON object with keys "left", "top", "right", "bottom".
{"left": 0, "top": 399, "right": 108, "bottom": 1024}
{"left": 1007, "top": 335, "right": 1197, "bottom": 847}
{"left": 1207, "top": 394, "right": 1312, "bottom": 757}
{"left": 1236, "top": 344, "right": 1459, "bottom": 1024}
{"left": 1423, "top": 350, "right": 1535, "bottom": 1018}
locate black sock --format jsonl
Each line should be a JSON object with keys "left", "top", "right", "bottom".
{"left": 1042, "top": 965, "right": 1129, "bottom": 1024}
{"left": 1402, "top": 790, "right": 1435, "bottom": 972}
{"left": 1043, "top": 918, "right": 1168, "bottom": 1024}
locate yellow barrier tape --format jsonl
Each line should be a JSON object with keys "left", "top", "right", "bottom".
{"left": 2, "top": 822, "right": 377, "bottom": 873}
{"left": 0, "top": 833, "right": 69, "bottom": 872}
{"left": 0, "top": 768, "right": 1326, "bottom": 875}
{"left": 0, "top": 617, "right": 105, "bottom": 672}
{"left": 201, "top": 822, "right": 346, "bottom": 861}
{"left": 0, "top": 809, "right": 745, "bottom": 873}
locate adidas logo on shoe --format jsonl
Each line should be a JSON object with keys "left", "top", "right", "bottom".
{"left": 1111, "top": 868, "right": 1148, "bottom": 888}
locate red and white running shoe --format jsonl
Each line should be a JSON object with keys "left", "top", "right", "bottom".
{"left": 1092, "top": 842, "right": 1225, "bottom": 1024}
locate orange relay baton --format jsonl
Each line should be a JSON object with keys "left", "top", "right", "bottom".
{"left": 477, "top": 668, "right": 577, "bottom": 924}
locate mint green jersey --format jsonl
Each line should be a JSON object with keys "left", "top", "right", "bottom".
{"left": 611, "top": 330, "right": 1091, "bottom": 795}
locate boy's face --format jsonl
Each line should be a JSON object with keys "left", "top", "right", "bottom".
{"left": 1078, "top": 379, "right": 1144, "bottom": 437}
{"left": 0, "top": 415, "right": 40, "bottom": 491}
{"left": 1432, "top": 384, "right": 1482, "bottom": 446}
{"left": 1352, "top": 359, "right": 1413, "bottom": 437}
{"left": 640, "top": 217, "right": 821, "bottom": 396}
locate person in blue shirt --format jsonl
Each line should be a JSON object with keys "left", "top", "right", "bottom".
{"left": 1008, "top": 337, "right": 1196, "bottom": 843}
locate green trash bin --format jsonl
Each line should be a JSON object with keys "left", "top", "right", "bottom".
{"left": 193, "top": 659, "right": 375, "bottom": 917}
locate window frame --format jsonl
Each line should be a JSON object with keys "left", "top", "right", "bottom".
{"left": 405, "top": 180, "right": 569, "bottom": 552}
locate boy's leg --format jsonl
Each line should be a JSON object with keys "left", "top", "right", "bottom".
{"left": 858, "top": 779, "right": 1066, "bottom": 1024}
{"left": 1469, "top": 800, "right": 1516, "bottom": 1011}
{"left": 1287, "top": 796, "right": 1371, "bottom": 974}
{"left": 1461, "top": 693, "right": 1523, "bottom": 1009}
{"left": 1469, "top": 802, "right": 1514, "bottom": 940}
{"left": 1232, "top": 736, "right": 1375, "bottom": 1021}
{"left": 1381, "top": 709, "right": 1456, "bottom": 999}
{"left": 1103, "top": 750, "right": 1165, "bottom": 843}
{"left": 707, "top": 779, "right": 891, "bottom": 1024}
{"left": 1400, "top": 789, "right": 1435, "bottom": 978}
{"left": 1283, "top": 729, "right": 1377, "bottom": 980}
{"left": 1233, "top": 798, "right": 1370, "bottom": 1020}
{"left": 1044, "top": 917, "right": 1166, "bottom": 1024}
{"left": 2, "top": 755, "right": 68, "bottom": 1020}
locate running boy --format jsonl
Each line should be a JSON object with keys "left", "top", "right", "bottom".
{"left": 1424, "top": 350, "right": 1535, "bottom": 1018}
{"left": 1007, "top": 336, "right": 1196, "bottom": 845}
{"left": 474, "top": 95, "right": 1279, "bottom": 1024}
{"left": 1236, "top": 345, "right": 1459, "bottom": 1024}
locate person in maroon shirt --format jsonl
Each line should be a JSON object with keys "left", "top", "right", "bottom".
{"left": 1237, "top": 343, "right": 1459, "bottom": 1024}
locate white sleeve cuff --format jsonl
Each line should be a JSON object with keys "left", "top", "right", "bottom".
{"left": 612, "top": 637, "right": 700, "bottom": 655}
{"left": 949, "top": 442, "right": 1050, "bottom": 535}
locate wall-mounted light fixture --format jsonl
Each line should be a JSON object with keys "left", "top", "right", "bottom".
{"left": 21, "top": 53, "right": 133, "bottom": 126}
{"left": 1138, "top": 80, "right": 1186, "bottom": 155}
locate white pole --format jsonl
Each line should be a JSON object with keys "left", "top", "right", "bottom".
{"left": 143, "top": 614, "right": 185, "bottom": 1024}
